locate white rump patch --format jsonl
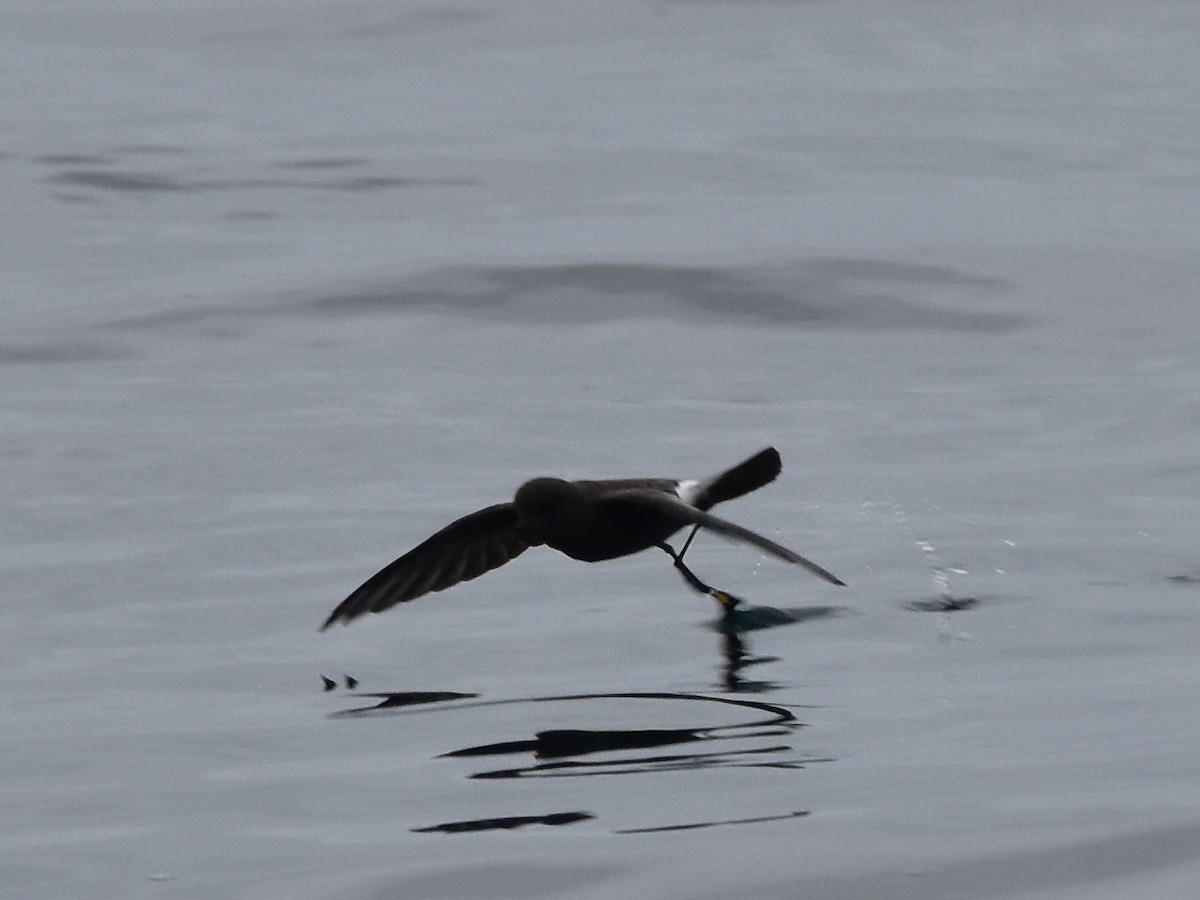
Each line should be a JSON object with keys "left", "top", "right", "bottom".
{"left": 675, "top": 479, "right": 703, "bottom": 507}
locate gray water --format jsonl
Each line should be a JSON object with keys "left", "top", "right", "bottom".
{"left": 4, "top": 2, "right": 1200, "bottom": 898}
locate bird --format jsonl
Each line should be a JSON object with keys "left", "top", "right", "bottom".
{"left": 321, "top": 447, "right": 844, "bottom": 629}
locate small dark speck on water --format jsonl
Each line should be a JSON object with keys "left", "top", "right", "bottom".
{"left": 906, "top": 596, "right": 979, "bottom": 612}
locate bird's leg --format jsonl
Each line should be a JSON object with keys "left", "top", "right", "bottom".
{"left": 675, "top": 524, "right": 701, "bottom": 562}
{"left": 657, "top": 536, "right": 742, "bottom": 611}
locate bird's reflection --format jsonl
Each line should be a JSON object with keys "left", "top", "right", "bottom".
{"left": 329, "top": 689, "right": 825, "bottom": 778}
{"left": 711, "top": 604, "right": 844, "bottom": 693}
{"left": 435, "top": 692, "right": 810, "bottom": 780}
{"left": 326, "top": 677, "right": 838, "bottom": 833}
{"left": 719, "top": 631, "right": 780, "bottom": 693}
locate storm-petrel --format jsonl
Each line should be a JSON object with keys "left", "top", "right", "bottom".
{"left": 321, "top": 447, "right": 843, "bottom": 629}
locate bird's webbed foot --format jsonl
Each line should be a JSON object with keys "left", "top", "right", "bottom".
{"left": 657, "top": 532, "right": 744, "bottom": 611}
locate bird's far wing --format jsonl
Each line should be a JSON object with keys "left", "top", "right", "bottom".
{"left": 603, "top": 490, "right": 846, "bottom": 587}
{"left": 321, "top": 503, "right": 529, "bottom": 629}
{"left": 691, "top": 446, "right": 782, "bottom": 510}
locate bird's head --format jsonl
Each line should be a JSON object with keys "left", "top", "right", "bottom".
{"left": 514, "top": 477, "right": 578, "bottom": 515}
{"left": 514, "top": 477, "right": 588, "bottom": 538}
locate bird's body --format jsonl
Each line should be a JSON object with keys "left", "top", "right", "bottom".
{"left": 321, "top": 447, "right": 843, "bottom": 629}
{"left": 517, "top": 478, "right": 679, "bottom": 561}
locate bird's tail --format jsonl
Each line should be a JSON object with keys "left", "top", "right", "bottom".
{"left": 694, "top": 447, "right": 782, "bottom": 510}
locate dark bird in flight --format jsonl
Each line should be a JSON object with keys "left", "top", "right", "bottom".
{"left": 321, "top": 447, "right": 844, "bottom": 629}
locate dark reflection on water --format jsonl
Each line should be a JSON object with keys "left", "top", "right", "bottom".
{"left": 465, "top": 744, "right": 823, "bottom": 780}
{"left": 333, "top": 689, "right": 478, "bottom": 709}
{"left": 614, "top": 810, "right": 810, "bottom": 834}
{"left": 326, "top": 611, "right": 844, "bottom": 829}
{"left": 329, "top": 688, "right": 833, "bottom": 833}
{"left": 718, "top": 632, "right": 781, "bottom": 693}
{"left": 711, "top": 604, "right": 846, "bottom": 693}
{"left": 446, "top": 727, "right": 711, "bottom": 760}
{"left": 714, "top": 604, "right": 844, "bottom": 634}
{"left": 413, "top": 811, "right": 593, "bottom": 834}
{"left": 333, "top": 690, "right": 829, "bottom": 779}
{"left": 905, "top": 596, "right": 980, "bottom": 612}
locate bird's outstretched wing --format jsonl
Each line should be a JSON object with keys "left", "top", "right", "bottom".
{"left": 321, "top": 503, "right": 529, "bottom": 629}
{"left": 597, "top": 491, "right": 846, "bottom": 586}
{"left": 691, "top": 446, "right": 782, "bottom": 510}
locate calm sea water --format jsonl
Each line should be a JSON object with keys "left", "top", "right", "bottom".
{"left": 4, "top": 2, "right": 1200, "bottom": 898}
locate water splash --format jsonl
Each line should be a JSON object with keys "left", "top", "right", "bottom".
{"left": 864, "top": 500, "right": 979, "bottom": 612}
